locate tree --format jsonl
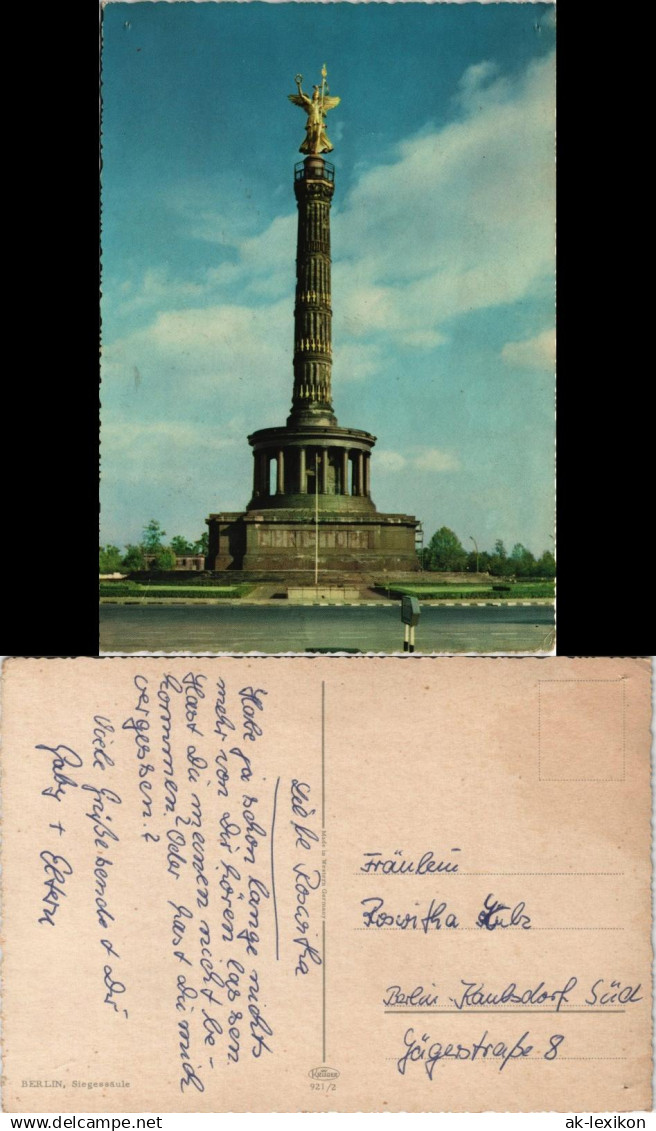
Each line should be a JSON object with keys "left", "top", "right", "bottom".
{"left": 193, "top": 531, "right": 209, "bottom": 556}
{"left": 510, "top": 543, "right": 537, "bottom": 578}
{"left": 171, "top": 535, "right": 195, "bottom": 556}
{"left": 536, "top": 550, "right": 556, "bottom": 578}
{"left": 122, "top": 543, "right": 147, "bottom": 570}
{"left": 152, "top": 547, "right": 177, "bottom": 571}
{"left": 142, "top": 519, "right": 166, "bottom": 554}
{"left": 489, "top": 539, "right": 509, "bottom": 577}
{"left": 466, "top": 549, "right": 491, "bottom": 574}
{"left": 99, "top": 544, "right": 123, "bottom": 573}
{"left": 424, "top": 527, "right": 468, "bottom": 572}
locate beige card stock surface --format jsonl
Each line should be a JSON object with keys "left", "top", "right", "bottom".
{"left": 1, "top": 656, "right": 652, "bottom": 1112}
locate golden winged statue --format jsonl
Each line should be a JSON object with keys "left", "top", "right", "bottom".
{"left": 288, "top": 64, "right": 341, "bottom": 155}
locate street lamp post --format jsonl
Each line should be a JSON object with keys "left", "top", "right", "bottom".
{"left": 314, "top": 451, "right": 320, "bottom": 588}
{"left": 469, "top": 535, "right": 479, "bottom": 574}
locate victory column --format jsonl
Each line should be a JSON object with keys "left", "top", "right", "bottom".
{"left": 206, "top": 68, "right": 419, "bottom": 577}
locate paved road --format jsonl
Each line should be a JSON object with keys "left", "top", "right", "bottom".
{"left": 100, "top": 603, "right": 555, "bottom": 654}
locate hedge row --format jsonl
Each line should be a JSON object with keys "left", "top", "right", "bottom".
{"left": 125, "top": 576, "right": 236, "bottom": 587}
{"left": 99, "top": 585, "right": 250, "bottom": 599}
{"left": 375, "top": 585, "right": 554, "bottom": 601}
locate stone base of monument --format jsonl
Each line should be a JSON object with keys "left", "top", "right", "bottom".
{"left": 287, "top": 585, "right": 360, "bottom": 603}
{"left": 206, "top": 511, "right": 420, "bottom": 574}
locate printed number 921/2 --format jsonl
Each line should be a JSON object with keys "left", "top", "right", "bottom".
{"left": 310, "top": 1082, "right": 337, "bottom": 1091}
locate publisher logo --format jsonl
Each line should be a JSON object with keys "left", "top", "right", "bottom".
{"left": 308, "top": 1067, "right": 340, "bottom": 1080}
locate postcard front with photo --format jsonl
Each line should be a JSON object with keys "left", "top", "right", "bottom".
{"left": 100, "top": 1, "right": 556, "bottom": 655}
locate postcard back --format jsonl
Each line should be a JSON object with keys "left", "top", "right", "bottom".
{"left": 1, "top": 656, "right": 652, "bottom": 1112}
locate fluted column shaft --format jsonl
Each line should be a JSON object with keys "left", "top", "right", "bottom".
{"left": 341, "top": 449, "right": 349, "bottom": 495}
{"left": 290, "top": 158, "right": 336, "bottom": 423}
{"left": 357, "top": 451, "right": 364, "bottom": 496}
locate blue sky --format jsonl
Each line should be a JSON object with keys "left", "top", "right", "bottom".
{"left": 101, "top": 1, "right": 556, "bottom": 554}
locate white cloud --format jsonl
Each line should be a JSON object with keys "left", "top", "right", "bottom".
{"left": 332, "top": 340, "right": 381, "bottom": 382}
{"left": 100, "top": 418, "right": 242, "bottom": 490}
{"left": 111, "top": 215, "right": 297, "bottom": 322}
{"left": 375, "top": 448, "right": 460, "bottom": 474}
{"left": 501, "top": 328, "right": 555, "bottom": 369}
{"left": 102, "top": 299, "right": 293, "bottom": 419}
{"left": 331, "top": 119, "right": 345, "bottom": 146}
{"left": 456, "top": 60, "right": 502, "bottom": 111}
{"left": 330, "top": 53, "right": 555, "bottom": 343}
{"left": 165, "top": 176, "right": 265, "bottom": 249}
{"left": 101, "top": 419, "right": 238, "bottom": 451}
{"left": 399, "top": 329, "right": 448, "bottom": 350}
{"left": 114, "top": 268, "right": 207, "bottom": 317}
{"left": 413, "top": 448, "right": 461, "bottom": 472}
{"left": 376, "top": 450, "right": 407, "bottom": 473}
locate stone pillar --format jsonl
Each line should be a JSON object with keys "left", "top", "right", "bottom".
{"left": 299, "top": 446, "right": 306, "bottom": 494}
{"left": 357, "top": 451, "right": 364, "bottom": 496}
{"left": 341, "top": 448, "right": 349, "bottom": 495}
{"left": 321, "top": 448, "right": 328, "bottom": 494}
{"left": 364, "top": 452, "right": 371, "bottom": 497}
{"left": 276, "top": 449, "right": 285, "bottom": 495}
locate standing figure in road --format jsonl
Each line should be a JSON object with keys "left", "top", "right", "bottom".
{"left": 289, "top": 65, "right": 341, "bottom": 155}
